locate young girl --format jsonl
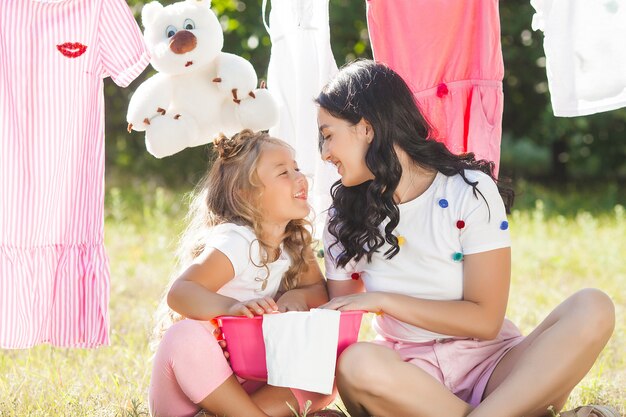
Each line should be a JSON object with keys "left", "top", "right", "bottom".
{"left": 316, "top": 60, "right": 617, "bottom": 417}
{"left": 149, "top": 130, "right": 339, "bottom": 417}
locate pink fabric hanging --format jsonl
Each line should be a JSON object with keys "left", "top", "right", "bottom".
{"left": 366, "top": 0, "right": 504, "bottom": 176}
{"left": 0, "top": 0, "right": 149, "bottom": 348}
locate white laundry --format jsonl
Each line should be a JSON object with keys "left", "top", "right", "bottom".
{"left": 262, "top": 309, "right": 341, "bottom": 394}
{"left": 264, "top": 0, "right": 340, "bottom": 237}
{"left": 531, "top": 0, "right": 626, "bottom": 116}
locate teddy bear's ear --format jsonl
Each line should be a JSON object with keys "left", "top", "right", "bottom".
{"left": 142, "top": 1, "right": 164, "bottom": 28}
{"left": 187, "top": 0, "right": 212, "bottom": 7}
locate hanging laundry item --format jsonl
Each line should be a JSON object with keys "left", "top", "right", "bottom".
{"left": 531, "top": 0, "right": 626, "bottom": 117}
{"left": 0, "top": 0, "right": 149, "bottom": 348}
{"left": 367, "top": 0, "right": 504, "bottom": 176}
{"left": 264, "top": 0, "right": 339, "bottom": 237}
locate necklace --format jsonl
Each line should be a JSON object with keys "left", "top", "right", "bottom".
{"left": 397, "top": 168, "right": 416, "bottom": 204}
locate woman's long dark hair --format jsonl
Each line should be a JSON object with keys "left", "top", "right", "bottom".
{"left": 316, "top": 60, "right": 514, "bottom": 268}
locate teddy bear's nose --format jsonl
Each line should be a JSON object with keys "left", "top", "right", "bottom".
{"left": 169, "top": 30, "right": 197, "bottom": 55}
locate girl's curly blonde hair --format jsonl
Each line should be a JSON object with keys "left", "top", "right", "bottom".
{"left": 152, "top": 130, "right": 313, "bottom": 349}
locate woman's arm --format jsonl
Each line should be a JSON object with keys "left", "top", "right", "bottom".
{"left": 323, "top": 247, "right": 511, "bottom": 340}
{"left": 328, "top": 278, "right": 365, "bottom": 299}
{"left": 276, "top": 249, "right": 329, "bottom": 311}
{"left": 168, "top": 247, "right": 277, "bottom": 320}
{"left": 385, "top": 247, "right": 510, "bottom": 339}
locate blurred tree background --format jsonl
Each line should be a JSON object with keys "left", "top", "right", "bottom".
{"left": 105, "top": 0, "right": 626, "bottom": 189}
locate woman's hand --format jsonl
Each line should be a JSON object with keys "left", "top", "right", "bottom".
{"left": 320, "top": 292, "right": 386, "bottom": 314}
{"left": 276, "top": 290, "right": 309, "bottom": 312}
{"left": 225, "top": 296, "right": 278, "bottom": 318}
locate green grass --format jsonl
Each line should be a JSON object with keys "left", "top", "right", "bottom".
{"left": 0, "top": 181, "right": 624, "bottom": 416}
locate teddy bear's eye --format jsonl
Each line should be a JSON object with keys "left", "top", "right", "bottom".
{"left": 166, "top": 25, "right": 177, "bottom": 38}
{"left": 183, "top": 19, "right": 195, "bottom": 30}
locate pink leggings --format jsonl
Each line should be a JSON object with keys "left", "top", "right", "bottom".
{"left": 149, "top": 319, "right": 336, "bottom": 417}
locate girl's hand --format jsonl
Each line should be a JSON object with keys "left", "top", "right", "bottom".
{"left": 217, "top": 339, "right": 229, "bottom": 360}
{"left": 209, "top": 320, "right": 230, "bottom": 360}
{"left": 320, "top": 292, "right": 386, "bottom": 314}
{"left": 276, "top": 290, "right": 309, "bottom": 312}
{"left": 226, "top": 296, "right": 278, "bottom": 318}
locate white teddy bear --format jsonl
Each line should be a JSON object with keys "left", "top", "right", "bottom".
{"left": 127, "top": 0, "right": 278, "bottom": 158}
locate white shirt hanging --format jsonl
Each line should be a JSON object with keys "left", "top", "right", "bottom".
{"left": 264, "top": 0, "right": 340, "bottom": 238}
{"left": 531, "top": 0, "right": 626, "bottom": 116}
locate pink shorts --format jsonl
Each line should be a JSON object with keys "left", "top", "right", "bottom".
{"left": 149, "top": 319, "right": 335, "bottom": 417}
{"left": 373, "top": 319, "right": 523, "bottom": 406}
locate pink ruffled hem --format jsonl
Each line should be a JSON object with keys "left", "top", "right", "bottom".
{"left": 0, "top": 243, "right": 110, "bottom": 348}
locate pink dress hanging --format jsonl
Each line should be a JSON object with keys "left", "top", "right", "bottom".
{"left": 367, "top": 0, "right": 504, "bottom": 176}
{"left": 0, "top": 0, "right": 149, "bottom": 348}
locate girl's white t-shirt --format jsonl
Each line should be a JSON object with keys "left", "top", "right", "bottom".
{"left": 324, "top": 170, "right": 511, "bottom": 343}
{"left": 203, "top": 223, "right": 291, "bottom": 301}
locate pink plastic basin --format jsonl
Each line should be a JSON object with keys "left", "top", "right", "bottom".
{"left": 217, "top": 310, "right": 365, "bottom": 381}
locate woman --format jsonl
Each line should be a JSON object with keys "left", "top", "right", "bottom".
{"left": 317, "top": 60, "right": 616, "bottom": 417}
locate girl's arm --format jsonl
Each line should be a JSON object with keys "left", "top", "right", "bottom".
{"left": 168, "top": 248, "right": 277, "bottom": 320}
{"left": 276, "top": 249, "right": 329, "bottom": 311}
{"left": 324, "top": 247, "right": 511, "bottom": 340}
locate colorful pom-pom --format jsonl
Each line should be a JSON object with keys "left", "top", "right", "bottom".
{"left": 452, "top": 252, "right": 464, "bottom": 262}
{"left": 397, "top": 236, "right": 406, "bottom": 246}
{"left": 438, "top": 198, "right": 449, "bottom": 208}
{"left": 317, "top": 249, "right": 324, "bottom": 258}
{"left": 436, "top": 83, "right": 449, "bottom": 98}
{"left": 456, "top": 220, "right": 465, "bottom": 229}
{"left": 500, "top": 221, "right": 509, "bottom": 230}
{"left": 351, "top": 272, "right": 361, "bottom": 280}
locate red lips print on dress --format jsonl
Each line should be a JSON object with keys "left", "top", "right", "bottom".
{"left": 56, "top": 42, "right": 87, "bottom": 58}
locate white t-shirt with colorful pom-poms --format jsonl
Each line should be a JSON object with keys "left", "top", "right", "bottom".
{"left": 324, "top": 170, "right": 511, "bottom": 343}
